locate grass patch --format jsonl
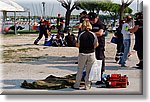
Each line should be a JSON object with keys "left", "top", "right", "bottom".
{"left": 17, "top": 47, "right": 40, "bottom": 52}
{"left": 2, "top": 47, "right": 40, "bottom": 63}
{"left": 4, "top": 30, "right": 38, "bottom": 35}
{"left": 2, "top": 28, "right": 78, "bottom": 35}
{"left": 51, "top": 29, "right": 57, "bottom": 33}
{"left": 2, "top": 34, "right": 16, "bottom": 37}
{"left": 43, "top": 47, "right": 49, "bottom": 49}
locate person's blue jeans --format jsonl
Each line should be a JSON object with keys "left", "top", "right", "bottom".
{"left": 119, "top": 39, "right": 131, "bottom": 66}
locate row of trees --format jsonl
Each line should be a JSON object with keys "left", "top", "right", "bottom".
{"left": 57, "top": 0, "right": 134, "bottom": 31}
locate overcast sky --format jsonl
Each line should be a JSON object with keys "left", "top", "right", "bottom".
{"left": 9, "top": 0, "right": 143, "bottom": 17}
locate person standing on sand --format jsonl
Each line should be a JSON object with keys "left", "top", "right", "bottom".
{"left": 73, "top": 19, "right": 98, "bottom": 90}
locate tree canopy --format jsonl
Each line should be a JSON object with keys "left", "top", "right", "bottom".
{"left": 119, "top": 0, "right": 134, "bottom": 20}
{"left": 77, "top": 1, "right": 132, "bottom": 15}
{"left": 57, "top": 0, "right": 133, "bottom": 29}
{"left": 57, "top": 0, "right": 79, "bottom": 31}
{"left": 77, "top": 1, "right": 133, "bottom": 26}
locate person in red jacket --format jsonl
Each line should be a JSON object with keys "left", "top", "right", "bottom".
{"left": 34, "top": 17, "right": 50, "bottom": 45}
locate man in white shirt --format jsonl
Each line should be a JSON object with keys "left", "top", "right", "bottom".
{"left": 119, "top": 16, "right": 132, "bottom": 67}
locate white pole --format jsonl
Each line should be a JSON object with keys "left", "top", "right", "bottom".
{"left": 137, "top": 0, "right": 139, "bottom": 12}
{"left": 14, "top": 11, "right": 17, "bottom": 34}
{"left": 42, "top": 2, "right": 45, "bottom": 18}
{"left": 2, "top": 12, "right": 6, "bottom": 34}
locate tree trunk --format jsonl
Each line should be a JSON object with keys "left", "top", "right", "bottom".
{"left": 119, "top": 0, "right": 134, "bottom": 22}
{"left": 96, "top": 9, "right": 100, "bottom": 15}
{"left": 91, "top": 9, "right": 94, "bottom": 13}
{"left": 119, "top": 4, "right": 125, "bottom": 21}
{"left": 113, "top": 13, "right": 117, "bottom": 27}
{"left": 64, "top": 10, "right": 71, "bottom": 33}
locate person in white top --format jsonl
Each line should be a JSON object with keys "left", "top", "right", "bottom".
{"left": 119, "top": 16, "right": 133, "bottom": 67}
{"left": 121, "top": 22, "right": 131, "bottom": 40}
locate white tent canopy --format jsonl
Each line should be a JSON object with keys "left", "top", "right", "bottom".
{"left": 0, "top": 0, "right": 25, "bottom": 11}
{"left": 0, "top": 1, "right": 17, "bottom": 11}
{"left": 0, "top": 0, "right": 27, "bottom": 34}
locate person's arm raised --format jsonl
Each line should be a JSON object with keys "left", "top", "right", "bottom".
{"left": 130, "top": 25, "right": 139, "bottom": 33}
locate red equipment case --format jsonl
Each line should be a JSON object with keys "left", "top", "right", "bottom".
{"left": 107, "top": 74, "right": 129, "bottom": 88}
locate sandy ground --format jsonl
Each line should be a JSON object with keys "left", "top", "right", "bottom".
{"left": 0, "top": 33, "right": 143, "bottom": 95}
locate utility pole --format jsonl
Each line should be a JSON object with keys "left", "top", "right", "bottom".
{"left": 137, "top": 0, "right": 139, "bottom": 12}
{"left": 28, "top": 11, "right": 31, "bottom": 32}
{"left": 42, "top": 2, "right": 45, "bottom": 18}
{"left": 14, "top": 11, "right": 17, "bottom": 34}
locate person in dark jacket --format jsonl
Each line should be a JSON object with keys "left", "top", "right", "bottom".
{"left": 34, "top": 17, "right": 50, "bottom": 45}
{"left": 130, "top": 12, "right": 143, "bottom": 69}
{"left": 56, "top": 14, "right": 64, "bottom": 34}
{"left": 65, "top": 27, "right": 76, "bottom": 47}
{"left": 88, "top": 12, "right": 105, "bottom": 85}
{"left": 114, "top": 20, "right": 124, "bottom": 62}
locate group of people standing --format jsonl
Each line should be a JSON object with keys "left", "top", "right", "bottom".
{"left": 73, "top": 11, "right": 106, "bottom": 89}
{"left": 32, "top": 11, "right": 143, "bottom": 90}
{"left": 73, "top": 11, "right": 143, "bottom": 90}
{"left": 114, "top": 12, "right": 143, "bottom": 68}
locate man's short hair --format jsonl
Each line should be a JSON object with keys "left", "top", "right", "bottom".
{"left": 58, "top": 14, "right": 61, "bottom": 16}
{"left": 80, "top": 11, "right": 87, "bottom": 15}
{"left": 135, "top": 12, "right": 143, "bottom": 16}
{"left": 126, "top": 15, "right": 132, "bottom": 22}
{"left": 135, "top": 12, "right": 143, "bottom": 19}
{"left": 88, "top": 12, "right": 98, "bottom": 20}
